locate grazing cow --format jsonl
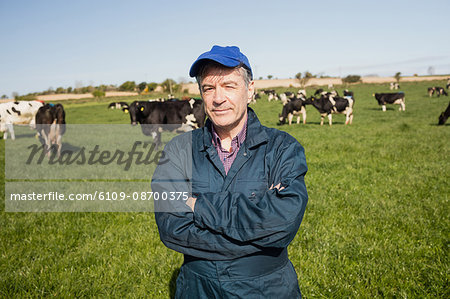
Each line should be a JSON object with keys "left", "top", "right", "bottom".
{"left": 428, "top": 87, "right": 448, "bottom": 97}
{"left": 259, "top": 89, "right": 278, "bottom": 101}
{"left": 35, "top": 103, "right": 66, "bottom": 157}
{"left": 373, "top": 92, "right": 406, "bottom": 111}
{"left": 279, "top": 91, "right": 296, "bottom": 106}
{"left": 125, "top": 99, "right": 205, "bottom": 148}
{"left": 279, "top": 98, "right": 307, "bottom": 125}
{"left": 435, "top": 87, "right": 448, "bottom": 97}
{"left": 108, "top": 102, "right": 129, "bottom": 109}
{"left": 314, "top": 89, "right": 324, "bottom": 96}
{"left": 253, "top": 92, "right": 261, "bottom": 102}
{"left": 438, "top": 102, "right": 450, "bottom": 125}
{"left": 267, "top": 90, "right": 279, "bottom": 102}
{"left": 297, "top": 89, "right": 307, "bottom": 98}
{"left": 428, "top": 87, "right": 436, "bottom": 97}
{"left": 0, "top": 100, "right": 44, "bottom": 140}
{"left": 390, "top": 82, "right": 400, "bottom": 90}
{"left": 304, "top": 95, "right": 354, "bottom": 126}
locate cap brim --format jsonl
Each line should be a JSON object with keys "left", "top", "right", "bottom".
{"left": 189, "top": 55, "right": 241, "bottom": 77}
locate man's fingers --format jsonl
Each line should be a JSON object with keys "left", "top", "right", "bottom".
{"left": 269, "top": 183, "right": 284, "bottom": 191}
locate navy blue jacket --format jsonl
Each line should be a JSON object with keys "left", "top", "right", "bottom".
{"left": 152, "top": 108, "right": 308, "bottom": 298}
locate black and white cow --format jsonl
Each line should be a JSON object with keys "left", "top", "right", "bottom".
{"left": 297, "top": 89, "right": 307, "bottom": 99}
{"left": 125, "top": 99, "right": 205, "bottom": 148}
{"left": 279, "top": 98, "right": 307, "bottom": 125}
{"left": 0, "top": 100, "right": 44, "bottom": 139}
{"left": 428, "top": 87, "right": 436, "bottom": 97}
{"left": 428, "top": 87, "right": 448, "bottom": 97}
{"left": 435, "top": 87, "right": 448, "bottom": 97}
{"left": 35, "top": 103, "right": 66, "bottom": 157}
{"left": 314, "top": 89, "right": 324, "bottom": 96}
{"left": 279, "top": 91, "right": 296, "bottom": 106}
{"left": 438, "top": 102, "right": 450, "bottom": 125}
{"left": 304, "top": 95, "right": 354, "bottom": 126}
{"left": 390, "top": 82, "right": 400, "bottom": 90}
{"left": 373, "top": 92, "right": 406, "bottom": 111}
{"left": 260, "top": 89, "right": 278, "bottom": 101}
{"left": 108, "top": 102, "right": 129, "bottom": 109}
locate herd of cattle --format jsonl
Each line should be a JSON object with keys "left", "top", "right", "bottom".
{"left": 0, "top": 82, "right": 449, "bottom": 155}
{"left": 0, "top": 100, "right": 66, "bottom": 156}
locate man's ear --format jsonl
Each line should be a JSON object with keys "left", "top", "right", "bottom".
{"left": 247, "top": 81, "right": 255, "bottom": 103}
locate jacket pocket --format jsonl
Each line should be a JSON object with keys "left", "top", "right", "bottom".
{"left": 235, "top": 179, "right": 267, "bottom": 202}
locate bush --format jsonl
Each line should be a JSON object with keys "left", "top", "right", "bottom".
{"left": 119, "top": 81, "right": 136, "bottom": 91}
{"left": 15, "top": 95, "right": 38, "bottom": 101}
{"left": 342, "top": 75, "right": 361, "bottom": 84}
{"left": 92, "top": 90, "right": 105, "bottom": 98}
{"left": 138, "top": 82, "right": 148, "bottom": 93}
{"left": 147, "top": 82, "right": 158, "bottom": 92}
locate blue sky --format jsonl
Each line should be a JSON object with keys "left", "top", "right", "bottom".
{"left": 1, "top": 0, "right": 449, "bottom": 97}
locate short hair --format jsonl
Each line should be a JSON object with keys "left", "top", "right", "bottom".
{"left": 195, "top": 61, "right": 252, "bottom": 89}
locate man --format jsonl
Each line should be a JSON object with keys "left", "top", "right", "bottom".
{"left": 152, "top": 45, "right": 308, "bottom": 298}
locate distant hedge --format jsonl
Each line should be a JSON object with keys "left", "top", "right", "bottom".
{"left": 342, "top": 75, "right": 361, "bottom": 84}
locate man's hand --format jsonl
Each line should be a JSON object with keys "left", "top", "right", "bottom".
{"left": 186, "top": 197, "right": 197, "bottom": 211}
{"left": 269, "top": 183, "right": 285, "bottom": 191}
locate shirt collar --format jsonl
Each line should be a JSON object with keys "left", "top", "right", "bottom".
{"left": 211, "top": 117, "right": 248, "bottom": 150}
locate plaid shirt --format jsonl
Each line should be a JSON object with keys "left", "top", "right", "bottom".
{"left": 211, "top": 118, "right": 247, "bottom": 175}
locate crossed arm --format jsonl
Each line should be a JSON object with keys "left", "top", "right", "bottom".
{"left": 152, "top": 137, "right": 308, "bottom": 260}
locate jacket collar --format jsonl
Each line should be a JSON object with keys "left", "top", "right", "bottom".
{"left": 200, "top": 107, "right": 268, "bottom": 151}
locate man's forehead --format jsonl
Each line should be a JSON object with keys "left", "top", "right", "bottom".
{"left": 201, "top": 65, "right": 243, "bottom": 83}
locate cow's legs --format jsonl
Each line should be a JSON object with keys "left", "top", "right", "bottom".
{"left": 296, "top": 116, "right": 300, "bottom": 124}
{"left": 288, "top": 113, "right": 293, "bottom": 125}
{"left": 5, "top": 124, "right": 15, "bottom": 140}
{"left": 328, "top": 114, "right": 332, "bottom": 126}
{"left": 400, "top": 100, "right": 405, "bottom": 111}
{"left": 302, "top": 107, "right": 306, "bottom": 124}
{"left": 56, "top": 134, "right": 62, "bottom": 158}
{"left": 152, "top": 130, "right": 162, "bottom": 150}
{"left": 382, "top": 105, "right": 386, "bottom": 112}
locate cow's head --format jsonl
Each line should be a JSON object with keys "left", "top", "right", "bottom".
{"left": 125, "top": 101, "right": 140, "bottom": 125}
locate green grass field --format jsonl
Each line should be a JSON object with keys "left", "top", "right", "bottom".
{"left": 1, "top": 81, "right": 449, "bottom": 297}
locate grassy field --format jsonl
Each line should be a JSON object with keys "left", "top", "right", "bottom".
{"left": 1, "top": 80, "right": 449, "bottom": 297}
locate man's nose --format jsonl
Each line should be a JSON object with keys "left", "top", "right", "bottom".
{"left": 212, "top": 87, "right": 226, "bottom": 104}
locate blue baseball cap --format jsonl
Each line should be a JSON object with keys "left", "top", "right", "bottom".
{"left": 189, "top": 45, "right": 253, "bottom": 79}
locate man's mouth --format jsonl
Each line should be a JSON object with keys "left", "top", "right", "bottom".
{"left": 212, "top": 108, "right": 231, "bottom": 114}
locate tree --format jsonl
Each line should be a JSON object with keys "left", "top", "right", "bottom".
{"left": 67, "top": 87, "right": 73, "bottom": 93}
{"left": 267, "top": 75, "right": 273, "bottom": 80}
{"left": 138, "top": 82, "right": 148, "bottom": 93}
{"left": 296, "top": 71, "right": 314, "bottom": 87}
{"left": 55, "top": 87, "right": 65, "bottom": 94}
{"left": 394, "top": 72, "right": 401, "bottom": 83}
{"left": 119, "top": 81, "right": 136, "bottom": 91}
{"left": 161, "top": 79, "right": 177, "bottom": 94}
{"left": 1, "top": 94, "right": 8, "bottom": 99}
{"left": 147, "top": 82, "right": 158, "bottom": 91}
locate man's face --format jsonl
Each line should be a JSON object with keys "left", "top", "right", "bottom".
{"left": 200, "top": 66, "right": 254, "bottom": 133}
